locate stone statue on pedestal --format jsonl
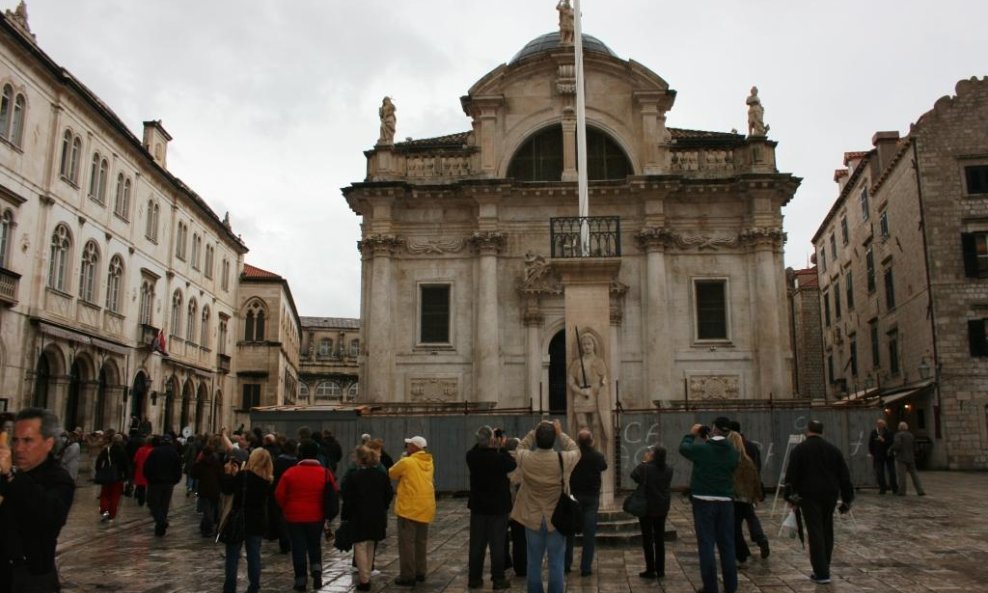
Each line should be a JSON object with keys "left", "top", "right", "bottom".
{"left": 378, "top": 96, "right": 396, "bottom": 145}
{"left": 746, "top": 86, "right": 769, "bottom": 137}
{"left": 567, "top": 330, "right": 610, "bottom": 461}
{"left": 557, "top": 0, "right": 574, "bottom": 45}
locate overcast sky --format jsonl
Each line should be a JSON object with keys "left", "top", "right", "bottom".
{"left": 19, "top": 1, "right": 988, "bottom": 317}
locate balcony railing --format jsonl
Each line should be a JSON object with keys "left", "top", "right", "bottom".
{"left": 0, "top": 267, "right": 19, "bottom": 306}
{"left": 550, "top": 216, "right": 621, "bottom": 258}
{"left": 217, "top": 353, "right": 231, "bottom": 374}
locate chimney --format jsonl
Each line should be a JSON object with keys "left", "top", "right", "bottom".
{"left": 142, "top": 120, "right": 172, "bottom": 170}
{"left": 872, "top": 131, "right": 900, "bottom": 173}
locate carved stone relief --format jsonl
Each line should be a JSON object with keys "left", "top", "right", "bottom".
{"left": 688, "top": 374, "right": 741, "bottom": 400}
{"left": 408, "top": 376, "right": 459, "bottom": 403}
{"left": 405, "top": 238, "right": 466, "bottom": 255}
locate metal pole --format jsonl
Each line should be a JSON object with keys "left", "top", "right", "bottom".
{"left": 573, "top": 0, "right": 589, "bottom": 255}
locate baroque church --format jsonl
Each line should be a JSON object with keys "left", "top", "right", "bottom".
{"left": 344, "top": 10, "right": 801, "bottom": 417}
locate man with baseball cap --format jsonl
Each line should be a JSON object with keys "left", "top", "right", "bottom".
{"left": 389, "top": 435, "right": 435, "bottom": 586}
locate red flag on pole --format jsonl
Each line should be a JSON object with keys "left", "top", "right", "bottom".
{"left": 151, "top": 329, "right": 168, "bottom": 356}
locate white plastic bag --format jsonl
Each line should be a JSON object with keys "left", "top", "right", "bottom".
{"left": 781, "top": 508, "right": 798, "bottom": 539}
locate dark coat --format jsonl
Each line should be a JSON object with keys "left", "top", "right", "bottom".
{"left": 143, "top": 443, "right": 182, "bottom": 485}
{"left": 95, "top": 443, "right": 131, "bottom": 482}
{"left": 192, "top": 452, "right": 223, "bottom": 500}
{"left": 341, "top": 466, "right": 393, "bottom": 543}
{"left": 569, "top": 446, "right": 607, "bottom": 496}
{"left": 220, "top": 471, "right": 272, "bottom": 537}
{"left": 631, "top": 461, "right": 673, "bottom": 516}
{"left": 466, "top": 445, "right": 516, "bottom": 515}
{"left": 868, "top": 427, "right": 895, "bottom": 460}
{"left": 0, "top": 456, "right": 75, "bottom": 589}
{"left": 784, "top": 434, "right": 854, "bottom": 505}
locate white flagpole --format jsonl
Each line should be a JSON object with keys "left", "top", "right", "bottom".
{"left": 573, "top": 0, "right": 589, "bottom": 255}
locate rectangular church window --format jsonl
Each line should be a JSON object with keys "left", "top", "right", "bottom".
{"left": 694, "top": 279, "right": 728, "bottom": 341}
{"left": 420, "top": 284, "right": 451, "bottom": 344}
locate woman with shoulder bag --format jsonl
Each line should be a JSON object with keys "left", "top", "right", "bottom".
{"left": 219, "top": 447, "right": 274, "bottom": 593}
{"left": 275, "top": 439, "right": 339, "bottom": 592}
{"left": 341, "top": 445, "right": 393, "bottom": 591}
{"left": 727, "top": 432, "right": 762, "bottom": 565}
{"left": 95, "top": 433, "right": 131, "bottom": 523}
{"left": 630, "top": 445, "right": 673, "bottom": 579}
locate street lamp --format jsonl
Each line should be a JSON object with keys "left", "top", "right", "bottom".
{"left": 919, "top": 357, "right": 931, "bottom": 380}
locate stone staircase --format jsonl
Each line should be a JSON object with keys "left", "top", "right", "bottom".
{"left": 574, "top": 506, "right": 677, "bottom": 546}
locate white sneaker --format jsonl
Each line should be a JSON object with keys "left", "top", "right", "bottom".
{"left": 371, "top": 570, "right": 381, "bottom": 576}
{"left": 100, "top": 511, "right": 110, "bottom": 523}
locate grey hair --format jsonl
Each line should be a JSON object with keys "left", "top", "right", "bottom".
{"left": 898, "top": 421, "right": 909, "bottom": 431}
{"left": 15, "top": 407, "right": 62, "bottom": 440}
{"left": 475, "top": 425, "right": 494, "bottom": 446}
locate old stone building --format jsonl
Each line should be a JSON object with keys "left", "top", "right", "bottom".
{"left": 235, "top": 264, "right": 301, "bottom": 424}
{"left": 812, "top": 77, "right": 988, "bottom": 469}
{"left": 787, "top": 266, "right": 825, "bottom": 400}
{"left": 298, "top": 317, "right": 360, "bottom": 404}
{"left": 0, "top": 5, "right": 249, "bottom": 433}
{"left": 344, "top": 13, "right": 800, "bottom": 418}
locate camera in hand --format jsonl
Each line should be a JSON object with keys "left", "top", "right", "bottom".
{"left": 697, "top": 425, "right": 711, "bottom": 439}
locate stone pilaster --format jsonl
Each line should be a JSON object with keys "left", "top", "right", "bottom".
{"left": 635, "top": 228, "right": 673, "bottom": 405}
{"left": 741, "top": 227, "right": 790, "bottom": 398}
{"left": 469, "top": 232, "right": 505, "bottom": 405}
{"left": 360, "top": 234, "right": 403, "bottom": 402}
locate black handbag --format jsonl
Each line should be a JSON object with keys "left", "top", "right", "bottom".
{"left": 217, "top": 475, "right": 247, "bottom": 545}
{"left": 622, "top": 481, "right": 648, "bottom": 517}
{"left": 550, "top": 452, "right": 580, "bottom": 536}
{"left": 333, "top": 520, "right": 353, "bottom": 552}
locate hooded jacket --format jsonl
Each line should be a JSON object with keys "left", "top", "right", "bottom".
{"left": 388, "top": 450, "right": 435, "bottom": 523}
{"left": 678, "top": 434, "right": 738, "bottom": 499}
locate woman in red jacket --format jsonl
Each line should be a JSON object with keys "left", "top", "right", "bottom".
{"left": 132, "top": 437, "right": 153, "bottom": 506}
{"left": 275, "top": 439, "right": 339, "bottom": 592}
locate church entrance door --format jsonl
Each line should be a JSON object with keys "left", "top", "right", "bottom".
{"left": 548, "top": 330, "right": 567, "bottom": 413}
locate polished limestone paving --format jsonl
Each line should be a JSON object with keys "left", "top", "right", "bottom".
{"left": 55, "top": 470, "right": 987, "bottom": 593}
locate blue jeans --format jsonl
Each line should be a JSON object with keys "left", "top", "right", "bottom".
{"left": 287, "top": 522, "right": 324, "bottom": 581}
{"left": 564, "top": 494, "right": 599, "bottom": 574}
{"left": 691, "top": 499, "right": 737, "bottom": 593}
{"left": 525, "top": 519, "right": 565, "bottom": 593}
{"left": 224, "top": 535, "right": 262, "bottom": 593}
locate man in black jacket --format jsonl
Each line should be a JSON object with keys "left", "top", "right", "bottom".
{"left": 784, "top": 420, "right": 854, "bottom": 585}
{"left": 565, "top": 429, "right": 607, "bottom": 576}
{"left": 143, "top": 434, "right": 183, "bottom": 536}
{"left": 466, "top": 426, "right": 517, "bottom": 589}
{"left": 0, "top": 407, "right": 76, "bottom": 593}
{"left": 868, "top": 418, "right": 897, "bottom": 494}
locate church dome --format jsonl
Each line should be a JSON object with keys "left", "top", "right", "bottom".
{"left": 509, "top": 32, "right": 617, "bottom": 64}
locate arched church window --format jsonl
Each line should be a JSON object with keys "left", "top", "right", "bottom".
{"left": 507, "top": 124, "right": 631, "bottom": 181}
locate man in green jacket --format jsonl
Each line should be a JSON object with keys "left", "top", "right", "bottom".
{"left": 679, "top": 417, "right": 739, "bottom": 593}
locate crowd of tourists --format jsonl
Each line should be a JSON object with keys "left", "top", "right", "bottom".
{"left": 1, "top": 408, "right": 909, "bottom": 593}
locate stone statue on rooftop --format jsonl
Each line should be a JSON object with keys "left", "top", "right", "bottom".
{"left": 378, "top": 96, "right": 396, "bottom": 146}
{"left": 746, "top": 86, "right": 770, "bottom": 137}
{"left": 557, "top": 0, "right": 574, "bottom": 45}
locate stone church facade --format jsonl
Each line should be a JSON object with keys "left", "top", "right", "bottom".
{"left": 344, "top": 22, "right": 800, "bottom": 412}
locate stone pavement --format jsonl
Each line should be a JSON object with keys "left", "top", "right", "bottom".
{"left": 54, "top": 471, "right": 988, "bottom": 593}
